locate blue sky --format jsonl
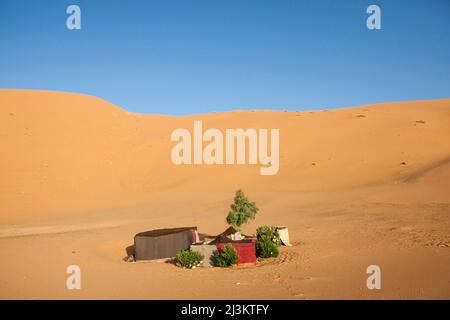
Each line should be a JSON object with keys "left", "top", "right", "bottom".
{"left": 0, "top": 0, "right": 449, "bottom": 115}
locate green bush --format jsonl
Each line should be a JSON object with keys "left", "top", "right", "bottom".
{"left": 175, "top": 249, "right": 203, "bottom": 269}
{"left": 256, "top": 226, "right": 280, "bottom": 258}
{"left": 213, "top": 244, "right": 238, "bottom": 267}
{"left": 256, "top": 239, "right": 279, "bottom": 258}
{"left": 256, "top": 226, "right": 281, "bottom": 245}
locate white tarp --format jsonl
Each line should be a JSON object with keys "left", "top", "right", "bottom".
{"left": 227, "top": 231, "right": 245, "bottom": 241}
{"left": 277, "top": 226, "right": 292, "bottom": 246}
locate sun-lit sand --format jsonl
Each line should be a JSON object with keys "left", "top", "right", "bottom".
{"left": 0, "top": 89, "right": 449, "bottom": 299}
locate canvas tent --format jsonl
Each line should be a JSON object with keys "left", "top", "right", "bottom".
{"left": 134, "top": 227, "right": 198, "bottom": 261}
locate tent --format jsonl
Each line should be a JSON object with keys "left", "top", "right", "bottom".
{"left": 215, "top": 239, "right": 257, "bottom": 264}
{"left": 209, "top": 226, "right": 257, "bottom": 264}
{"left": 134, "top": 227, "right": 198, "bottom": 261}
{"left": 207, "top": 226, "right": 248, "bottom": 244}
{"left": 277, "top": 226, "right": 292, "bottom": 246}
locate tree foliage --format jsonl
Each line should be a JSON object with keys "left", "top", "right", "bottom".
{"left": 226, "top": 189, "right": 259, "bottom": 230}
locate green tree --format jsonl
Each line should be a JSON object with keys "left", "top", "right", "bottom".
{"left": 226, "top": 189, "right": 259, "bottom": 230}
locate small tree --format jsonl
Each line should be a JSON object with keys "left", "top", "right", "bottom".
{"left": 226, "top": 189, "right": 259, "bottom": 230}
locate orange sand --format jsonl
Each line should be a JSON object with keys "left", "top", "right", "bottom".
{"left": 0, "top": 89, "right": 449, "bottom": 299}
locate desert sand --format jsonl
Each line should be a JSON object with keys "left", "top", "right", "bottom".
{"left": 0, "top": 89, "right": 449, "bottom": 299}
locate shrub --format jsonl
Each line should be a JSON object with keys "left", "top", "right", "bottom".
{"left": 226, "top": 189, "right": 259, "bottom": 230}
{"left": 213, "top": 244, "right": 238, "bottom": 267}
{"left": 175, "top": 249, "right": 203, "bottom": 269}
{"left": 256, "top": 239, "right": 279, "bottom": 258}
{"left": 256, "top": 226, "right": 281, "bottom": 246}
{"left": 256, "top": 226, "right": 280, "bottom": 258}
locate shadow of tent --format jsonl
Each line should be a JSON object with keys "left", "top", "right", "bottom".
{"left": 125, "top": 244, "right": 135, "bottom": 257}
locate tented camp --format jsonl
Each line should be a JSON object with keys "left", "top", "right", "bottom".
{"left": 132, "top": 225, "right": 288, "bottom": 265}
{"left": 134, "top": 227, "right": 198, "bottom": 261}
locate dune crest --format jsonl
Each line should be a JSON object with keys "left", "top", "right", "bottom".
{"left": 1, "top": 89, "right": 450, "bottom": 225}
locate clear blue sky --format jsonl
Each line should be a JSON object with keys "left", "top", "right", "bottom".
{"left": 1, "top": 0, "right": 449, "bottom": 115}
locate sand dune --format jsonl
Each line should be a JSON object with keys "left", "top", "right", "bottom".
{"left": 0, "top": 89, "right": 449, "bottom": 299}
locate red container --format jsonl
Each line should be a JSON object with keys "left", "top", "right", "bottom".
{"left": 216, "top": 239, "right": 257, "bottom": 264}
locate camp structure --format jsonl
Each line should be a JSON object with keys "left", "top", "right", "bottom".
{"left": 190, "top": 244, "right": 217, "bottom": 267}
{"left": 277, "top": 226, "right": 292, "bottom": 246}
{"left": 215, "top": 239, "right": 257, "bottom": 264}
{"left": 208, "top": 226, "right": 245, "bottom": 244}
{"left": 208, "top": 226, "right": 257, "bottom": 264}
{"left": 134, "top": 227, "right": 198, "bottom": 261}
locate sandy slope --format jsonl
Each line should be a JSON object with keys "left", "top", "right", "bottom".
{"left": 0, "top": 89, "right": 449, "bottom": 299}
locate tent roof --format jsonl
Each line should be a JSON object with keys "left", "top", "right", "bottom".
{"left": 209, "top": 226, "right": 254, "bottom": 244}
{"left": 135, "top": 226, "right": 197, "bottom": 238}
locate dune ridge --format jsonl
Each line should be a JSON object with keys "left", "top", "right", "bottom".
{"left": 1, "top": 89, "right": 449, "bottom": 224}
